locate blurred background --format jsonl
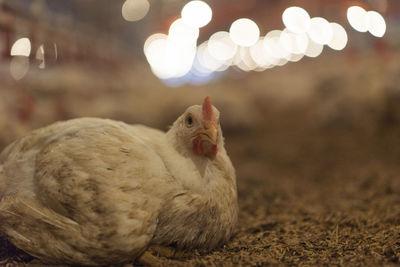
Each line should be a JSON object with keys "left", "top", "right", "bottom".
{"left": 0, "top": 0, "right": 398, "bottom": 136}
{"left": 1, "top": 0, "right": 400, "bottom": 265}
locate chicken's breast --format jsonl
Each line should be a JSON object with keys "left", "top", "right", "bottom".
{"left": 0, "top": 118, "right": 173, "bottom": 265}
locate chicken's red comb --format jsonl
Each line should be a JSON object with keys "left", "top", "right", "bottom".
{"left": 202, "top": 96, "right": 214, "bottom": 122}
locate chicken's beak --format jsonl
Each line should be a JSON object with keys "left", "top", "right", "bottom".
{"left": 192, "top": 121, "right": 218, "bottom": 158}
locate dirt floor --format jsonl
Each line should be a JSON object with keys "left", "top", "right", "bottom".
{"left": 1, "top": 112, "right": 399, "bottom": 266}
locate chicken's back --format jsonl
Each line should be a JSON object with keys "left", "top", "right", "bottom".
{"left": 0, "top": 117, "right": 174, "bottom": 265}
{"left": 0, "top": 118, "right": 166, "bottom": 197}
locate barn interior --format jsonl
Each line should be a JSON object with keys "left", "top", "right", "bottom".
{"left": 0, "top": 0, "right": 400, "bottom": 265}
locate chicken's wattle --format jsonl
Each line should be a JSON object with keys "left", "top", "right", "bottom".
{"left": 192, "top": 137, "right": 218, "bottom": 157}
{"left": 193, "top": 137, "right": 203, "bottom": 156}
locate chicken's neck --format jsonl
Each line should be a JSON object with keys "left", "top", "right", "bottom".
{"left": 152, "top": 141, "right": 238, "bottom": 250}
{"left": 156, "top": 128, "right": 238, "bottom": 250}
{"left": 166, "top": 130, "right": 215, "bottom": 180}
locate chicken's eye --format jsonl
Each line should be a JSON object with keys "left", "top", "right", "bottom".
{"left": 185, "top": 115, "right": 194, "bottom": 127}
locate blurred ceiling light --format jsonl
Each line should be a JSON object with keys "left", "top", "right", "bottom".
{"left": 304, "top": 38, "right": 323, "bottom": 57}
{"left": 10, "top": 38, "right": 31, "bottom": 57}
{"left": 144, "top": 33, "right": 168, "bottom": 54}
{"left": 250, "top": 38, "right": 273, "bottom": 68}
{"left": 150, "top": 67, "right": 171, "bottom": 80}
{"left": 207, "top": 31, "right": 237, "bottom": 61}
{"left": 254, "top": 66, "right": 272, "bottom": 72}
{"left": 121, "top": 0, "right": 150, "bottom": 22}
{"left": 10, "top": 56, "right": 29, "bottom": 80}
{"left": 36, "top": 45, "right": 45, "bottom": 69}
{"left": 229, "top": 18, "right": 260, "bottom": 47}
{"left": 181, "top": 1, "right": 212, "bottom": 28}
{"left": 233, "top": 50, "right": 256, "bottom": 72}
{"left": 236, "top": 47, "right": 258, "bottom": 71}
{"left": 262, "top": 49, "right": 280, "bottom": 65}
{"left": 192, "top": 53, "right": 214, "bottom": 75}
{"left": 162, "top": 77, "right": 187, "bottom": 88}
{"left": 144, "top": 30, "right": 197, "bottom": 79}
{"left": 263, "top": 30, "right": 290, "bottom": 60}
{"left": 165, "top": 42, "right": 197, "bottom": 78}
{"left": 264, "top": 30, "right": 281, "bottom": 41}
{"left": 279, "top": 29, "right": 308, "bottom": 54}
{"left": 235, "top": 61, "right": 254, "bottom": 72}
{"left": 168, "top": 18, "right": 199, "bottom": 44}
{"left": 288, "top": 53, "right": 304, "bottom": 62}
{"left": 150, "top": 41, "right": 196, "bottom": 79}
{"left": 307, "top": 17, "right": 333, "bottom": 45}
{"left": 282, "top": 7, "right": 311, "bottom": 34}
{"left": 187, "top": 65, "right": 215, "bottom": 86}
{"left": 347, "top": 6, "right": 368, "bottom": 32}
{"left": 328, "top": 23, "right": 348, "bottom": 51}
{"left": 144, "top": 34, "right": 168, "bottom": 64}
{"left": 366, "top": 11, "right": 386, "bottom": 37}
{"left": 275, "top": 58, "right": 289, "bottom": 67}
{"left": 197, "top": 42, "right": 228, "bottom": 72}
{"left": 146, "top": 40, "right": 169, "bottom": 78}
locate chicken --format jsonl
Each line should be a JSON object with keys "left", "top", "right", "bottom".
{"left": 0, "top": 96, "right": 238, "bottom": 266}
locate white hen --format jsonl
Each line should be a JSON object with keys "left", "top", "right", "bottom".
{"left": 0, "top": 96, "right": 238, "bottom": 265}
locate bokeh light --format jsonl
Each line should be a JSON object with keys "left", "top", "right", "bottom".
{"left": 143, "top": 15, "right": 204, "bottom": 81}
{"left": 10, "top": 38, "right": 31, "bottom": 57}
{"left": 282, "top": 7, "right": 310, "bottom": 34}
{"left": 10, "top": 56, "right": 29, "bottom": 80}
{"left": 307, "top": 17, "right": 333, "bottom": 45}
{"left": 144, "top": 33, "right": 196, "bottom": 79}
{"left": 144, "top": 34, "right": 168, "bottom": 63}
{"left": 197, "top": 41, "right": 228, "bottom": 72}
{"left": 304, "top": 38, "right": 323, "bottom": 58}
{"left": 168, "top": 18, "right": 199, "bottom": 45}
{"left": 36, "top": 45, "right": 45, "bottom": 69}
{"left": 164, "top": 41, "right": 197, "bottom": 78}
{"left": 144, "top": 33, "right": 168, "bottom": 54}
{"left": 234, "top": 47, "right": 258, "bottom": 71}
{"left": 288, "top": 52, "right": 304, "bottom": 62}
{"left": 263, "top": 30, "right": 290, "bottom": 61}
{"left": 121, "top": 0, "right": 150, "bottom": 22}
{"left": 187, "top": 60, "right": 216, "bottom": 85}
{"left": 366, "top": 11, "right": 386, "bottom": 37}
{"left": 144, "top": 36, "right": 169, "bottom": 76}
{"left": 347, "top": 6, "right": 368, "bottom": 33}
{"left": 207, "top": 31, "right": 237, "bottom": 61}
{"left": 275, "top": 57, "right": 289, "bottom": 67}
{"left": 229, "top": 18, "right": 260, "bottom": 47}
{"left": 328, "top": 23, "right": 348, "bottom": 51}
{"left": 142, "top": 3, "right": 388, "bottom": 84}
{"left": 192, "top": 52, "right": 214, "bottom": 75}
{"left": 181, "top": 1, "right": 212, "bottom": 28}
{"left": 279, "top": 28, "right": 308, "bottom": 54}
{"left": 250, "top": 38, "right": 273, "bottom": 68}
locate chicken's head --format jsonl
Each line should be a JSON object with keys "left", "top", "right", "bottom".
{"left": 170, "top": 96, "right": 222, "bottom": 159}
